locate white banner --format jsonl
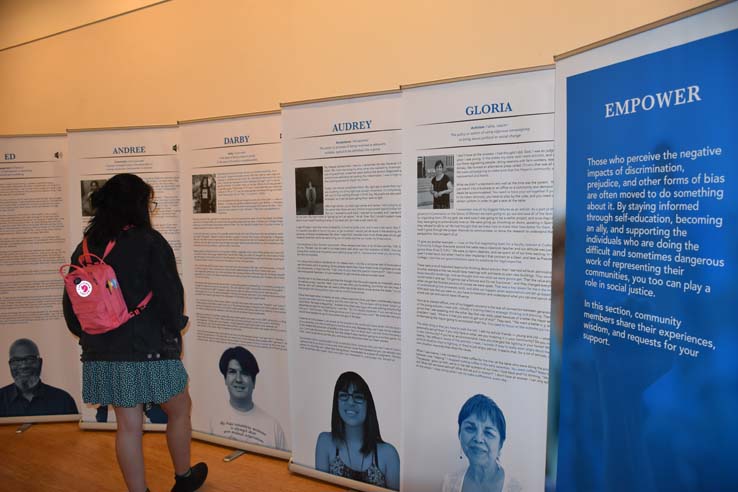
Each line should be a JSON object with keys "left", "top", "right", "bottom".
{"left": 66, "top": 126, "right": 180, "bottom": 426}
{"left": 283, "top": 92, "right": 403, "bottom": 491}
{"left": 400, "top": 68, "right": 555, "bottom": 492}
{"left": 178, "top": 112, "right": 290, "bottom": 457}
{"left": 0, "top": 135, "right": 81, "bottom": 422}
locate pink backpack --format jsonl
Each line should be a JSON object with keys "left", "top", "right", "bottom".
{"left": 60, "top": 238, "right": 152, "bottom": 335}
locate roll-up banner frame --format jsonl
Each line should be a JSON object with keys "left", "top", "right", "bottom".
{"left": 400, "top": 64, "right": 555, "bottom": 492}
{"left": 178, "top": 109, "right": 281, "bottom": 125}
{"left": 290, "top": 460, "right": 392, "bottom": 492}
{"left": 1, "top": 134, "right": 80, "bottom": 425}
{"left": 282, "top": 87, "right": 404, "bottom": 491}
{"left": 192, "top": 431, "right": 290, "bottom": 460}
{"left": 67, "top": 123, "right": 179, "bottom": 133}
{"left": 400, "top": 63, "right": 555, "bottom": 89}
{"left": 554, "top": 0, "right": 734, "bottom": 61}
{"left": 65, "top": 125, "right": 181, "bottom": 431}
{"left": 280, "top": 88, "right": 401, "bottom": 108}
{"left": 555, "top": 1, "right": 738, "bottom": 491}
{"left": 178, "top": 110, "right": 290, "bottom": 458}
{"left": 0, "top": 414, "right": 81, "bottom": 426}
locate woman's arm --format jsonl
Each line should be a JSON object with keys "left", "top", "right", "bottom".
{"left": 378, "top": 442, "right": 401, "bottom": 490}
{"left": 62, "top": 247, "right": 83, "bottom": 338}
{"left": 440, "top": 179, "right": 454, "bottom": 196}
{"left": 315, "top": 432, "right": 333, "bottom": 472}
{"left": 148, "top": 232, "right": 188, "bottom": 335}
{"left": 62, "top": 289, "right": 83, "bottom": 338}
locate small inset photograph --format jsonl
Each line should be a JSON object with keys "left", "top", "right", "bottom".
{"left": 418, "top": 155, "right": 454, "bottom": 210}
{"left": 295, "top": 166, "right": 324, "bottom": 216}
{"left": 80, "top": 179, "right": 106, "bottom": 217}
{"left": 193, "top": 174, "right": 217, "bottom": 214}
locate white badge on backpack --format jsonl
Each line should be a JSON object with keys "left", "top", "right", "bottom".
{"left": 76, "top": 280, "right": 93, "bottom": 297}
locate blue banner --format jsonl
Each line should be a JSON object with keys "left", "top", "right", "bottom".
{"left": 559, "top": 29, "right": 738, "bottom": 492}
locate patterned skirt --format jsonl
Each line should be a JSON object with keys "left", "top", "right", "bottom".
{"left": 82, "top": 359, "right": 188, "bottom": 408}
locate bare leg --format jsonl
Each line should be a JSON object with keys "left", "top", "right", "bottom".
{"left": 160, "top": 388, "right": 193, "bottom": 475}
{"left": 112, "top": 404, "right": 147, "bottom": 492}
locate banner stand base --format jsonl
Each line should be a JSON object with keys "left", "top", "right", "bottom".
{"left": 15, "top": 422, "right": 32, "bottom": 433}
{"left": 79, "top": 421, "right": 167, "bottom": 432}
{"left": 223, "top": 449, "right": 246, "bottom": 462}
{"left": 191, "top": 431, "right": 290, "bottom": 460}
{"left": 288, "top": 459, "right": 393, "bottom": 492}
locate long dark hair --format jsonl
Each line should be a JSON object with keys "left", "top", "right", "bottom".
{"left": 330, "top": 371, "right": 384, "bottom": 455}
{"left": 84, "top": 173, "right": 153, "bottom": 245}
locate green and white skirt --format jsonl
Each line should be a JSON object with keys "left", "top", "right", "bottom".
{"left": 82, "top": 359, "right": 188, "bottom": 408}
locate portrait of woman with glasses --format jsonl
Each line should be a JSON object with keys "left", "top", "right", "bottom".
{"left": 315, "top": 371, "right": 400, "bottom": 490}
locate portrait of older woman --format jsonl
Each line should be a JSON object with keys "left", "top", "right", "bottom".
{"left": 442, "top": 394, "right": 522, "bottom": 492}
{"left": 315, "top": 371, "right": 400, "bottom": 490}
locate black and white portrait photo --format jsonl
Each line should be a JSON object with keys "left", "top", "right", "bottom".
{"left": 442, "top": 394, "right": 521, "bottom": 492}
{"left": 208, "top": 346, "right": 287, "bottom": 450}
{"left": 295, "top": 166, "right": 324, "bottom": 216}
{"left": 417, "top": 155, "right": 454, "bottom": 210}
{"left": 0, "top": 338, "right": 78, "bottom": 418}
{"left": 80, "top": 179, "right": 106, "bottom": 217}
{"left": 192, "top": 174, "right": 217, "bottom": 214}
{"left": 314, "top": 371, "right": 400, "bottom": 490}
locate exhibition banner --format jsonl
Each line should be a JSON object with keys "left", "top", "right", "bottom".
{"left": 400, "top": 68, "right": 555, "bottom": 492}
{"left": 556, "top": 3, "right": 738, "bottom": 491}
{"left": 283, "top": 92, "right": 403, "bottom": 491}
{"left": 66, "top": 126, "right": 180, "bottom": 427}
{"left": 0, "top": 135, "right": 81, "bottom": 423}
{"left": 178, "top": 112, "right": 290, "bottom": 457}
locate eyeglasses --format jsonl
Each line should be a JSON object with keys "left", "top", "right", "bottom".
{"left": 9, "top": 355, "right": 39, "bottom": 367}
{"left": 338, "top": 391, "right": 366, "bottom": 404}
{"left": 149, "top": 201, "right": 158, "bottom": 213}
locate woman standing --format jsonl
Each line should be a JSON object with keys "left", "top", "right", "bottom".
{"left": 430, "top": 160, "right": 453, "bottom": 209}
{"left": 199, "top": 176, "right": 215, "bottom": 213}
{"left": 315, "top": 371, "right": 400, "bottom": 490}
{"left": 63, "top": 174, "right": 207, "bottom": 492}
{"left": 306, "top": 180, "right": 317, "bottom": 215}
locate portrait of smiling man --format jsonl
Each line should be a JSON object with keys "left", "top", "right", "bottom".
{"left": 0, "top": 338, "right": 78, "bottom": 417}
{"left": 208, "top": 346, "right": 287, "bottom": 450}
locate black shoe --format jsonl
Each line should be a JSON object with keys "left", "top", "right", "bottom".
{"left": 171, "top": 462, "right": 208, "bottom": 492}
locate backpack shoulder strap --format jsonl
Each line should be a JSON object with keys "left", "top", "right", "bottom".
{"left": 102, "top": 240, "right": 116, "bottom": 259}
{"left": 81, "top": 237, "right": 116, "bottom": 262}
{"left": 130, "top": 291, "right": 154, "bottom": 317}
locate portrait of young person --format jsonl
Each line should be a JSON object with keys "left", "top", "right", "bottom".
{"left": 208, "top": 346, "right": 287, "bottom": 451}
{"left": 315, "top": 372, "right": 400, "bottom": 490}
